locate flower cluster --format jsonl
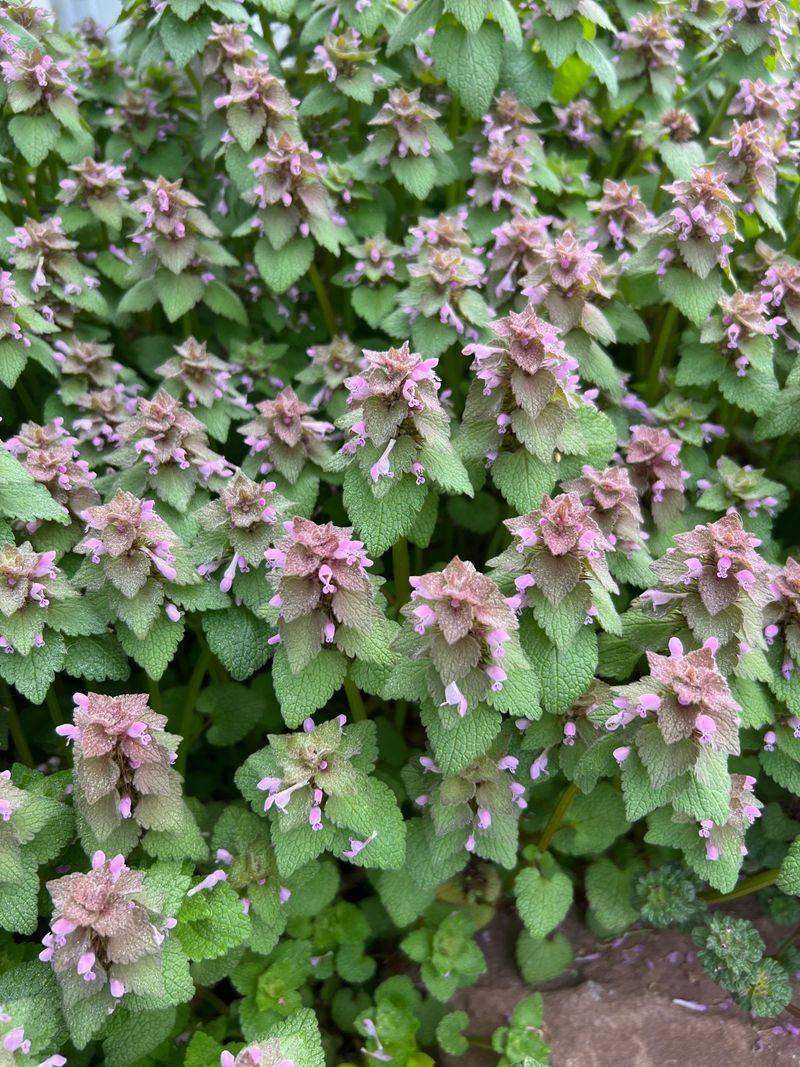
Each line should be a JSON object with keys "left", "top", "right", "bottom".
{"left": 265, "top": 517, "right": 380, "bottom": 668}
{"left": 131, "top": 177, "right": 221, "bottom": 274}
{"left": 398, "top": 557, "right": 521, "bottom": 716}
{"left": 42, "top": 851, "right": 173, "bottom": 1008}
{"left": 660, "top": 168, "right": 740, "bottom": 277}
{"left": 624, "top": 425, "right": 688, "bottom": 528}
{"left": 461, "top": 304, "right": 582, "bottom": 471}
{"left": 59, "top": 691, "right": 183, "bottom": 842}
{"left": 644, "top": 513, "right": 771, "bottom": 655}
{"left": 239, "top": 387, "right": 333, "bottom": 483}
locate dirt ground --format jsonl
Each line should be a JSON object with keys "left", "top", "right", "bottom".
{"left": 446, "top": 902, "right": 800, "bottom": 1067}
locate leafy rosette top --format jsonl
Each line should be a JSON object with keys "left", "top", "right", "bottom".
{"left": 42, "top": 851, "right": 175, "bottom": 1012}
{"left": 237, "top": 717, "right": 405, "bottom": 874}
{"left": 765, "top": 557, "right": 800, "bottom": 679}
{"left": 5, "top": 416, "right": 99, "bottom": 519}
{"left": 460, "top": 304, "right": 585, "bottom": 478}
{"left": 0, "top": 45, "right": 75, "bottom": 111}
{"left": 564, "top": 465, "right": 646, "bottom": 558}
{"left": 298, "top": 335, "right": 364, "bottom": 400}
{"left": 363, "top": 87, "right": 452, "bottom": 198}
{"left": 337, "top": 341, "right": 470, "bottom": 505}
{"left": 712, "top": 119, "right": 789, "bottom": 210}
{"left": 624, "top": 424, "right": 688, "bottom": 529}
{"left": 696, "top": 455, "right": 786, "bottom": 522}
{"left": 487, "top": 214, "right": 552, "bottom": 302}
{"left": 156, "top": 337, "right": 247, "bottom": 440}
{"left": 0, "top": 541, "right": 79, "bottom": 656}
{"left": 8, "top": 216, "right": 103, "bottom": 323}
{"left": 397, "top": 557, "right": 523, "bottom": 719}
{"left": 642, "top": 513, "right": 772, "bottom": 656}
{"left": 59, "top": 691, "right": 184, "bottom": 848}
{"left": 400, "top": 244, "right": 488, "bottom": 342}
{"left": 403, "top": 743, "right": 526, "bottom": 868}
{"left": 586, "top": 179, "right": 655, "bottom": 253}
{"left": 605, "top": 636, "right": 740, "bottom": 795}
{"left": 213, "top": 61, "right": 297, "bottom": 153}
{"left": 57, "top": 157, "right": 132, "bottom": 232}
{"left": 52, "top": 335, "right": 122, "bottom": 395}
{"left": 239, "top": 386, "right": 333, "bottom": 484}
{"left": 116, "top": 389, "right": 233, "bottom": 503}
{"left": 202, "top": 21, "right": 256, "bottom": 79}
{"left": 74, "top": 489, "right": 196, "bottom": 641}
{"left": 658, "top": 167, "right": 740, "bottom": 279}
{"left": 758, "top": 245, "right": 800, "bottom": 334}
{"left": 71, "top": 385, "right": 136, "bottom": 454}
{"left": 192, "top": 471, "right": 287, "bottom": 604}
{"left": 265, "top": 516, "right": 386, "bottom": 674}
{"left": 130, "top": 176, "right": 221, "bottom": 275}
{"left": 522, "top": 230, "right": 614, "bottom": 340}
{"left": 493, "top": 493, "right": 619, "bottom": 649}
{"left": 615, "top": 11, "right": 684, "bottom": 97}
{"left": 307, "top": 26, "right": 398, "bottom": 107}
{"left": 246, "top": 132, "right": 346, "bottom": 253}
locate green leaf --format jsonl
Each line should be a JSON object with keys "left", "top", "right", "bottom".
{"left": 436, "top": 1010, "right": 470, "bottom": 1055}
{"left": 9, "top": 113, "right": 60, "bottom": 166}
{"left": 516, "top": 931, "right": 573, "bottom": 983}
{"left": 158, "top": 272, "right": 204, "bottom": 322}
{"left": 117, "top": 615, "right": 184, "bottom": 680}
{"left": 271, "top": 646, "right": 348, "bottom": 726}
{"left": 177, "top": 880, "right": 251, "bottom": 961}
{"left": 254, "top": 236, "right": 315, "bottom": 293}
{"left": 431, "top": 23, "right": 504, "bottom": 117}
{"left": 343, "top": 467, "right": 427, "bottom": 555}
{"left": 515, "top": 860, "right": 573, "bottom": 939}
{"left": 491, "top": 450, "right": 557, "bottom": 511}
{"left": 585, "top": 858, "right": 640, "bottom": 936}
{"left": 659, "top": 268, "right": 722, "bottom": 326}
{"left": 202, "top": 608, "right": 272, "bottom": 680}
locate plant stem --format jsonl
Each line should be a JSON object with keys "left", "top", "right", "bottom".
{"left": 184, "top": 63, "right": 202, "bottom": 100}
{"left": 45, "top": 685, "right": 64, "bottom": 728}
{"left": 701, "top": 867, "right": 778, "bottom": 903}
{"left": 538, "top": 781, "right": 579, "bottom": 852}
{"left": 646, "top": 303, "right": 680, "bottom": 403}
{"left": 2, "top": 682, "right": 33, "bottom": 766}
{"left": 392, "top": 536, "right": 411, "bottom": 609}
{"left": 15, "top": 159, "right": 39, "bottom": 219}
{"left": 446, "top": 96, "right": 461, "bottom": 207}
{"left": 343, "top": 669, "right": 366, "bottom": 721}
{"left": 177, "top": 646, "right": 211, "bottom": 776}
{"left": 704, "top": 85, "right": 735, "bottom": 141}
{"left": 308, "top": 261, "right": 337, "bottom": 336}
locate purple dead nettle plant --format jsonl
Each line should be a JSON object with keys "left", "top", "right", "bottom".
{"left": 57, "top": 156, "right": 133, "bottom": 233}
{"left": 114, "top": 388, "right": 234, "bottom": 501}
{"left": 0, "top": 541, "right": 78, "bottom": 655}
{"left": 239, "top": 386, "right": 334, "bottom": 485}
{"left": 297, "top": 336, "right": 365, "bottom": 406}
{"left": 42, "top": 850, "right": 176, "bottom": 1009}
{"left": 263, "top": 516, "right": 388, "bottom": 671}
{"left": 602, "top": 637, "right": 741, "bottom": 789}
{"left": 8, "top": 216, "right": 102, "bottom": 317}
{"left": 191, "top": 470, "right": 289, "bottom": 604}
{"left": 74, "top": 488, "right": 195, "bottom": 630}
{"left": 403, "top": 740, "right": 526, "bottom": 864}
{"left": 5, "top": 416, "right": 98, "bottom": 521}
{"left": 57, "top": 691, "right": 185, "bottom": 843}
{"left": 491, "top": 492, "right": 620, "bottom": 645}
{"left": 640, "top": 512, "right": 773, "bottom": 663}
{"left": 335, "top": 340, "right": 469, "bottom": 502}
{"left": 623, "top": 424, "right": 689, "bottom": 529}
{"left": 395, "top": 557, "right": 525, "bottom": 718}
{"left": 219, "top": 1041, "right": 295, "bottom": 1067}
{"left": 460, "top": 303, "right": 587, "bottom": 481}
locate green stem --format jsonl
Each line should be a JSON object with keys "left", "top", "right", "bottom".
{"left": 177, "top": 646, "right": 211, "bottom": 776}
{"left": 308, "top": 261, "right": 337, "bottom": 336}
{"left": 602, "top": 114, "right": 635, "bottom": 180}
{"left": 392, "top": 536, "right": 411, "bottom": 610}
{"left": 45, "top": 686, "right": 64, "bottom": 728}
{"left": 14, "top": 159, "right": 38, "bottom": 219}
{"left": 704, "top": 85, "right": 735, "bottom": 141}
{"left": 646, "top": 304, "right": 680, "bottom": 403}
{"left": 446, "top": 96, "right": 461, "bottom": 207}
{"left": 2, "top": 682, "right": 33, "bottom": 766}
{"left": 184, "top": 63, "right": 202, "bottom": 100}
{"left": 538, "top": 781, "right": 579, "bottom": 852}
{"left": 701, "top": 868, "right": 778, "bottom": 903}
{"left": 343, "top": 670, "right": 366, "bottom": 721}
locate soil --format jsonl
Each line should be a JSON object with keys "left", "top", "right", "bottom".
{"left": 446, "top": 902, "right": 800, "bottom": 1067}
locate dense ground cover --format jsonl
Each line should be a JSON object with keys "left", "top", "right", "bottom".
{"left": 2, "top": 0, "right": 800, "bottom": 1063}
